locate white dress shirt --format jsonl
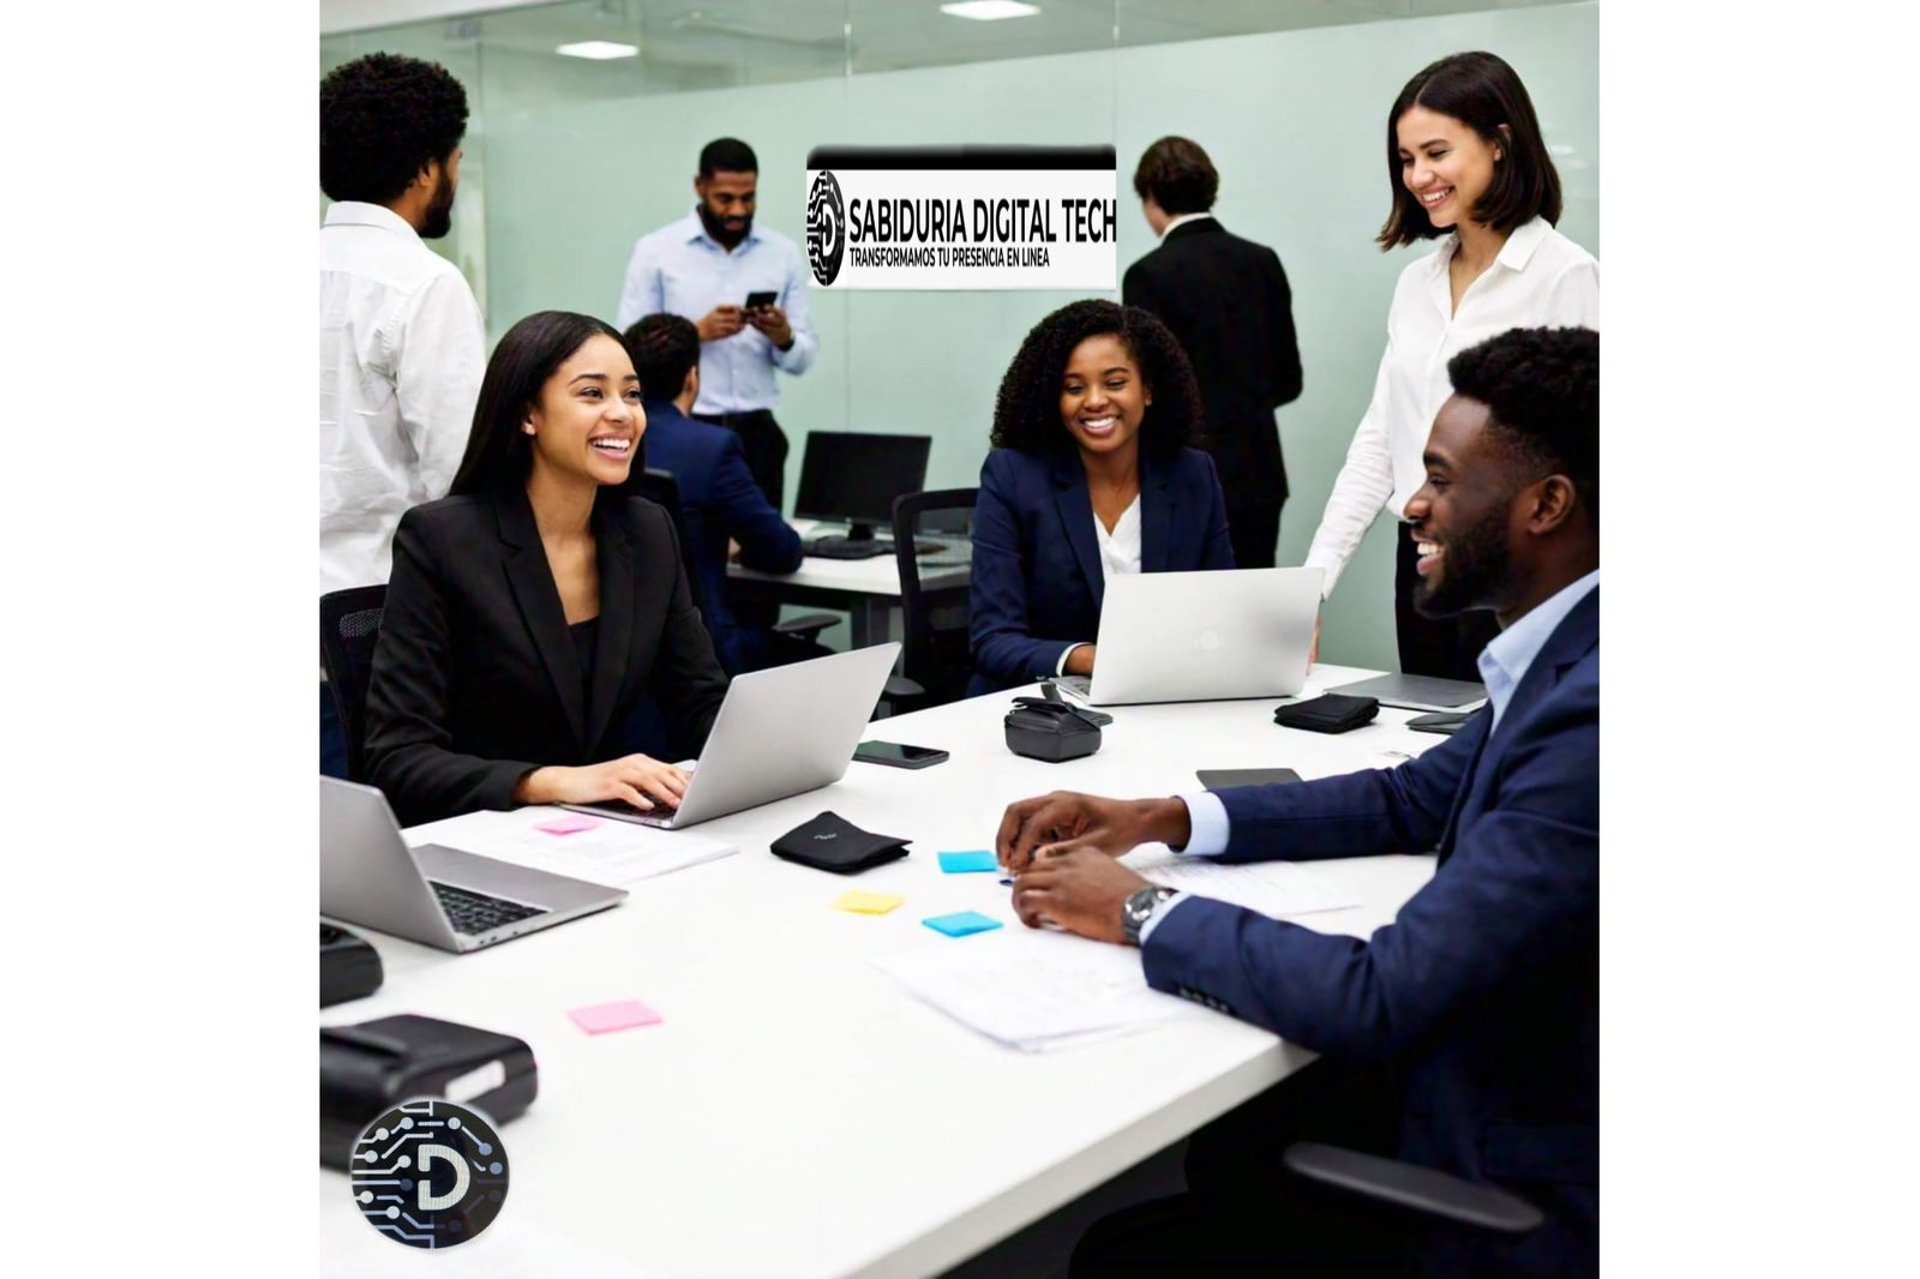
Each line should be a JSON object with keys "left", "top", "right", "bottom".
{"left": 614, "top": 209, "right": 818, "bottom": 415}
{"left": 319, "top": 202, "right": 486, "bottom": 595}
{"left": 1158, "top": 211, "right": 1214, "bottom": 240}
{"left": 1303, "top": 218, "right": 1599, "bottom": 597}
{"left": 1138, "top": 569, "right": 1600, "bottom": 946}
{"left": 1057, "top": 495, "right": 1141, "bottom": 675}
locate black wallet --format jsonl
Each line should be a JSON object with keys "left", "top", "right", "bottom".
{"left": 770, "top": 810, "right": 911, "bottom": 874}
{"left": 320, "top": 1014, "right": 537, "bottom": 1169}
{"left": 1273, "top": 693, "right": 1379, "bottom": 734}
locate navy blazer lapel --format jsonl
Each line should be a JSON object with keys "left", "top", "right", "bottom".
{"left": 1049, "top": 451, "right": 1105, "bottom": 611}
{"left": 584, "top": 503, "right": 635, "bottom": 747}
{"left": 1139, "top": 456, "right": 1175, "bottom": 573}
{"left": 1436, "top": 588, "right": 1600, "bottom": 864}
{"left": 497, "top": 492, "right": 588, "bottom": 747}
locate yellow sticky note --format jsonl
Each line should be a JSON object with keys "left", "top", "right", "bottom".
{"left": 833, "top": 890, "right": 905, "bottom": 916}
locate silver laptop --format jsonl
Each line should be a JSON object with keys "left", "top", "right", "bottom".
{"left": 321, "top": 777, "right": 626, "bottom": 953}
{"left": 561, "top": 641, "right": 902, "bottom": 829}
{"left": 1060, "top": 568, "right": 1324, "bottom": 705}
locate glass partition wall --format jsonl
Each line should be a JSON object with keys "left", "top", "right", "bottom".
{"left": 322, "top": 0, "right": 1598, "bottom": 669}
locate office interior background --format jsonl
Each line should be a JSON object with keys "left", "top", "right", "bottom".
{"left": 321, "top": 0, "right": 1598, "bottom": 672}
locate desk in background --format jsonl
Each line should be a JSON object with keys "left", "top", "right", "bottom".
{"left": 727, "top": 518, "right": 971, "bottom": 649}
{"left": 319, "top": 667, "right": 1442, "bottom": 1278}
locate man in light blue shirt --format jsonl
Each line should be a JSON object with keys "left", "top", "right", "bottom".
{"left": 616, "top": 137, "right": 817, "bottom": 511}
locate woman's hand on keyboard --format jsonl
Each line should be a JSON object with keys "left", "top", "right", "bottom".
{"left": 514, "top": 755, "right": 692, "bottom": 811}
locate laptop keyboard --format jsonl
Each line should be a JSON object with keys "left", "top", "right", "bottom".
{"left": 430, "top": 881, "right": 547, "bottom": 935}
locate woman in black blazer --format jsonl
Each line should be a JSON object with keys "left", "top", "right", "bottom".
{"left": 969, "top": 300, "right": 1235, "bottom": 694}
{"left": 365, "top": 310, "right": 729, "bottom": 826}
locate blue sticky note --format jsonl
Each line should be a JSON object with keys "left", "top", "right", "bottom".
{"left": 938, "top": 850, "right": 999, "bottom": 874}
{"left": 923, "top": 911, "right": 1004, "bottom": 938}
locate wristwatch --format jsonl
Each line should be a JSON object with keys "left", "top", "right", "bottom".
{"left": 1121, "top": 885, "right": 1179, "bottom": 947}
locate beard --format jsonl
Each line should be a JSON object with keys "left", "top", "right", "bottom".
{"left": 419, "top": 171, "right": 456, "bottom": 239}
{"left": 698, "top": 202, "right": 751, "bottom": 248}
{"left": 1412, "top": 503, "right": 1511, "bottom": 618}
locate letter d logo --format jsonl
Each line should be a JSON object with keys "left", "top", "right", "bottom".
{"left": 416, "top": 1143, "right": 470, "bottom": 1211}
{"left": 350, "top": 1098, "right": 511, "bottom": 1250}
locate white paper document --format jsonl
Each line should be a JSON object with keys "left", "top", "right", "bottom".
{"left": 1121, "top": 849, "right": 1360, "bottom": 918}
{"left": 434, "top": 811, "right": 736, "bottom": 887}
{"left": 873, "top": 928, "right": 1203, "bottom": 1052}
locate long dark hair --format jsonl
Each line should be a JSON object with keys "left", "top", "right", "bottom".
{"left": 1378, "top": 51, "right": 1562, "bottom": 249}
{"left": 450, "top": 310, "right": 633, "bottom": 497}
{"left": 989, "top": 299, "right": 1202, "bottom": 463}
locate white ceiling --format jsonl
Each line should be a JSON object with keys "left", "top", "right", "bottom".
{"left": 323, "top": 1, "right": 1586, "bottom": 82}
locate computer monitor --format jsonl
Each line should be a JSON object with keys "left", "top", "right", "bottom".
{"left": 794, "top": 431, "right": 932, "bottom": 540}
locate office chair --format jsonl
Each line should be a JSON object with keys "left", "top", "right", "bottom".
{"left": 626, "top": 468, "right": 705, "bottom": 614}
{"left": 1282, "top": 1141, "right": 1544, "bottom": 1235}
{"left": 319, "top": 586, "right": 387, "bottom": 784}
{"left": 887, "top": 488, "right": 979, "bottom": 712}
{"left": 636, "top": 464, "right": 839, "bottom": 658}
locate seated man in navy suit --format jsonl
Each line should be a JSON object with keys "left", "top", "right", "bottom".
{"left": 968, "top": 299, "right": 1235, "bottom": 694}
{"left": 997, "top": 325, "right": 1600, "bottom": 1277}
{"left": 625, "top": 314, "right": 803, "bottom": 673}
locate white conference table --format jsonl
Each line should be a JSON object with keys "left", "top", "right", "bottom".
{"left": 319, "top": 665, "right": 1443, "bottom": 1278}
{"left": 727, "top": 519, "right": 971, "bottom": 648}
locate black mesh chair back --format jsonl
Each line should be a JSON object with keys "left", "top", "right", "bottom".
{"left": 890, "top": 487, "right": 978, "bottom": 709}
{"left": 627, "top": 467, "right": 705, "bottom": 612}
{"left": 320, "top": 585, "right": 387, "bottom": 784}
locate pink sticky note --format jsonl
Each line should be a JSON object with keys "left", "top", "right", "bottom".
{"left": 536, "top": 813, "right": 601, "bottom": 836}
{"left": 568, "top": 999, "right": 664, "bottom": 1035}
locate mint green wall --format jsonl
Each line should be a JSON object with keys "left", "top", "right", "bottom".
{"left": 472, "top": 1, "right": 1600, "bottom": 670}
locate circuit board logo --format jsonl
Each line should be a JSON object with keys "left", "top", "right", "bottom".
{"left": 805, "top": 169, "right": 845, "bottom": 285}
{"left": 349, "top": 1098, "right": 509, "bottom": 1249}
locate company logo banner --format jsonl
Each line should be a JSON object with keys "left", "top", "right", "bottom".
{"left": 805, "top": 145, "right": 1116, "bottom": 291}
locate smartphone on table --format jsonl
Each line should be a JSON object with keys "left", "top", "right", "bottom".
{"left": 853, "top": 741, "right": 949, "bottom": 769}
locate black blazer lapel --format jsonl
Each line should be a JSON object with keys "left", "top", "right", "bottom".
{"left": 584, "top": 505, "right": 635, "bottom": 748}
{"left": 1049, "top": 452, "right": 1106, "bottom": 612}
{"left": 497, "top": 492, "right": 587, "bottom": 747}
{"left": 1139, "top": 456, "right": 1175, "bottom": 573}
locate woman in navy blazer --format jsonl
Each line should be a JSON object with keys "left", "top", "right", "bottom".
{"left": 968, "top": 299, "right": 1235, "bottom": 694}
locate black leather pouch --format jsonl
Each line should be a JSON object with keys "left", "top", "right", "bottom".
{"left": 1005, "top": 697, "right": 1103, "bottom": 762}
{"left": 770, "top": 810, "right": 911, "bottom": 873}
{"left": 1272, "top": 693, "right": 1380, "bottom": 734}
{"left": 320, "top": 1014, "right": 536, "bottom": 1169}
{"left": 321, "top": 921, "right": 384, "bottom": 1007}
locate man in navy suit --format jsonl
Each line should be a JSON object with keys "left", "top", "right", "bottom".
{"left": 998, "top": 326, "right": 1600, "bottom": 1277}
{"left": 625, "top": 314, "right": 803, "bottom": 673}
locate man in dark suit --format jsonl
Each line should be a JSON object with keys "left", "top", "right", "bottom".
{"left": 1122, "top": 137, "right": 1303, "bottom": 568}
{"left": 997, "top": 326, "right": 1600, "bottom": 1277}
{"left": 624, "top": 314, "right": 805, "bottom": 674}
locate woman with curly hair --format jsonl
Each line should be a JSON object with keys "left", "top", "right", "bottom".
{"left": 967, "top": 299, "right": 1234, "bottom": 694}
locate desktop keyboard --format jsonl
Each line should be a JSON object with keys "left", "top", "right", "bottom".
{"left": 803, "top": 535, "right": 944, "bottom": 560}
{"left": 430, "top": 881, "right": 547, "bottom": 935}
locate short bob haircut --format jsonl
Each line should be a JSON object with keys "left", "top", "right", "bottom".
{"left": 450, "top": 311, "right": 641, "bottom": 497}
{"left": 1378, "top": 51, "right": 1562, "bottom": 249}
{"left": 320, "top": 53, "right": 468, "bottom": 206}
{"left": 1132, "top": 136, "right": 1219, "bottom": 215}
{"left": 989, "top": 300, "right": 1202, "bottom": 463}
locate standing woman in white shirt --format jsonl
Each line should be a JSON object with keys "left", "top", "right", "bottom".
{"left": 1304, "top": 51, "right": 1598, "bottom": 679}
